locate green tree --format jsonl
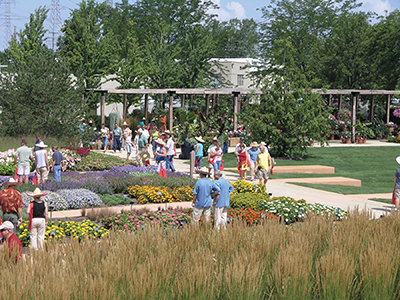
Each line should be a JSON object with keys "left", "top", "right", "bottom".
{"left": 241, "top": 75, "right": 330, "bottom": 158}
{"left": 0, "top": 49, "right": 86, "bottom": 137}
{"left": 6, "top": 7, "right": 49, "bottom": 63}
{"left": 58, "top": 0, "right": 115, "bottom": 108}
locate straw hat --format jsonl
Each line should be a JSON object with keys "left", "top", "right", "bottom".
{"left": 259, "top": 142, "right": 266, "bottom": 146}
{"left": 195, "top": 167, "right": 211, "bottom": 175}
{"left": 212, "top": 137, "right": 219, "bottom": 141}
{"left": 2, "top": 178, "right": 23, "bottom": 187}
{"left": 250, "top": 142, "right": 259, "bottom": 147}
{"left": 195, "top": 136, "right": 205, "bottom": 143}
{"left": 140, "top": 151, "right": 150, "bottom": 160}
{"left": 163, "top": 130, "right": 171, "bottom": 135}
{"left": 155, "top": 138, "right": 165, "bottom": 146}
{"left": 27, "top": 188, "right": 48, "bottom": 198}
{"left": 397, "top": 156, "right": 400, "bottom": 165}
{"left": 36, "top": 141, "right": 48, "bottom": 148}
{"left": 0, "top": 221, "right": 14, "bottom": 231}
{"left": 122, "top": 121, "right": 128, "bottom": 126}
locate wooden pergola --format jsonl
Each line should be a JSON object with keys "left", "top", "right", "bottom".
{"left": 88, "top": 88, "right": 400, "bottom": 142}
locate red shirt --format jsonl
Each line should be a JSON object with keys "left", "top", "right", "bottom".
{"left": 0, "top": 187, "right": 23, "bottom": 213}
{"left": 238, "top": 151, "right": 247, "bottom": 163}
{"left": 8, "top": 233, "right": 22, "bottom": 263}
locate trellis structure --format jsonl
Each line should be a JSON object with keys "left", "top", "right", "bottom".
{"left": 88, "top": 88, "right": 400, "bottom": 142}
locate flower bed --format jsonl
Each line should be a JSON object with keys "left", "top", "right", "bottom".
{"left": 18, "top": 219, "right": 109, "bottom": 247}
{"left": 102, "top": 210, "right": 191, "bottom": 232}
{"left": 127, "top": 185, "right": 193, "bottom": 204}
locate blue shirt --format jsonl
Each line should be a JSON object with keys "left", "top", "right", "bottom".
{"left": 195, "top": 143, "right": 203, "bottom": 157}
{"left": 396, "top": 167, "right": 400, "bottom": 189}
{"left": 193, "top": 178, "right": 220, "bottom": 208}
{"left": 53, "top": 151, "right": 64, "bottom": 165}
{"left": 248, "top": 147, "right": 260, "bottom": 162}
{"left": 215, "top": 177, "right": 234, "bottom": 207}
{"left": 34, "top": 140, "right": 42, "bottom": 152}
{"left": 112, "top": 127, "right": 122, "bottom": 136}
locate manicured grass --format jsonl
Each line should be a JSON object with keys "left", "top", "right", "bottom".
{"left": 214, "top": 147, "right": 399, "bottom": 195}
{"left": 368, "top": 198, "right": 392, "bottom": 204}
{"left": 0, "top": 135, "right": 66, "bottom": 151}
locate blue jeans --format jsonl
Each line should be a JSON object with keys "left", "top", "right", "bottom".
{"left": 166, "top": 155, "right": 175, "bottom": 172}
{"left": 53, "top": 165, "right": 61, "bottom": 182}
{"left": 157, "top": 160, "right": 166, "bottom": 173}
{"left": 102, "top": 136, "right": 108, "bottom": 149}
{"left": 152, "top": 140, "right": 157, "bottom": 154}
{"left": 195, "top": 156, "right": 203, "bottom": 168}
{"left": 213, "top": 160, "right": 221, "bottom": 171}
{"left": 113, "top": 136, "right": 121, "bottom": 152}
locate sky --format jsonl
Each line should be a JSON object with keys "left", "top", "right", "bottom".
{"left": 0, "top": 0, "right": 399, "bottom": 50}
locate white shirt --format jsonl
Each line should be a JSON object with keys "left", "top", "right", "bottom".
{"left": 166, "top": 138, "right": 175, "bottom": 156}
{"left": 207, "top": 145, "right": 216, "bottom": 155}
{"left": 235, "top": 143, "right": 247, "bottom": 153}
{"left": 143, "top": 129, "right": 150, "bottom": 139}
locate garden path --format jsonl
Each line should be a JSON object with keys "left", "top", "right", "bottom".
{"left": 87, "top": 140, "right": 400, "bottom": 219}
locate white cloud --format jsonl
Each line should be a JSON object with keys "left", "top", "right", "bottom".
{"left": 359, "top": 0, "right": 392, "bottom": 16}
{"left": 209, "top": 0, "right": 247, "bottom": 21}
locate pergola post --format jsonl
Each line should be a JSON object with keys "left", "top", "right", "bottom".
{"left": 181, "top": 94, "right": 185, "bottom": 109}
{"left": 168, "top": 91, "right": 175, "bottom": 131}
{"left": 190, "top": 95, "right": 194, "bottom": 107}
{"left": 351, "top": 92, "right": 359, "bottom": 143}
{"left": 233, "top": 92, "right": 239, "bottom": 130}
{"left": 370, "top": 95, "right": 375, "bottom": 122}
{"left": 123, "top": 94, "right": 127, "bottom": 120}
{"left": 217, "top": 94, "right": 220, "bottom": 106}
{"left": 328, "top": 94, "right": 332, "bottom": 106}
{"left": 338, "top": 94, "right": 342, "bottom": 112}
{"left": 387, "top": 94, "right": 391, "bottom": 124}
{"left": 205, "top": 94, "right": 210, "bottom": 116}
{"left": 144, "top": 94, "right": 149, "bottom": 125}
{"left": 212, "top": 94, "right": 216, "bottom": 108}
{"left": 100, "top": 92, "right": 105, "bottom": 125}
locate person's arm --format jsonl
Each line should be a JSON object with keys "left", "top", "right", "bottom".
{"left": 194, "top": 145, "right": 199, "bottom": 154}
{"left": 45, "top": 151, "right": 49, "bottom": 170}
{"left": 14, "top": 155, "right": 18, "bottom": 167}
{"left": 192, "top": 194, "right": 197, "bottom": 207}
{"left": 268, "top": 154, "right": 273, "bottom": 171}
{"left": 395, "top": 175, "right": 397, "bottom": 186}
{"left": 26, "top": 202, "right": 31, "bottom": 215}
{"left": 213, "top": 193, "right": 220, "bottom": 206}
{"left": 34, "top": 154, "right": 37, "bottom": 167}
{"left": 44, "top": 202, "right": 48, "bottom": 224}
{"left": 17, "top": 206, "right": 23, "bottom": 226}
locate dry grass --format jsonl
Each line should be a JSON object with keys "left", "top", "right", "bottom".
{"left": 1, "top": 211, "right": 400, "bottom": 299}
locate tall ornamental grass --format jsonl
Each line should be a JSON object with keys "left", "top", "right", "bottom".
{"left": 1, "top": 210, "right": 400, "bottom": 299}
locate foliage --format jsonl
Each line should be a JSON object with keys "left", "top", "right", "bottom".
{"left": 102, "top": 209, "right": 191, "bottom": 232}
{"left": 127, "top": 185, "right": 193, "bottom": 204}
{"left": 100, "top": 194, "right": 131, "bottom": 206}
{"left": 230, "top": 193, "right": 270, "bottom": 210}
{"left": 71, "top": 152, "right": 128, "bottom": 172}
{"left": 61, "top": 147, "right": 90, "bottom": 157}
{"left": 241, "top": 77, "right": 331, "bottom": 158}
{"left": 0, "top": 49, "right": 86, "bottom": 138}
{"left": 21, "top": 191, "right": 69, "bottom": 211}
{"left": 230, "top": 180, "right": 267, "bottom": 195}
{"left": 56, "top": 189, "right": 103, "bottom": 209}
{"left": 18, "top": 219, "right": 109, "bottom": 247}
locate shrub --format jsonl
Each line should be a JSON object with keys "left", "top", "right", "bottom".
{"left": 231, "top": 180, "right": 268, "bottom": 195}
{"left": 57, "top": 189, "right": 103, "bottom": 209}
{"left": 100, "top": 194, "right": 130, "bottom": 206}
{"left": 127, "top": 185, "right": 193, "bottom": 204}
{"left": 21, "top": 191, "right": 69, "bottom": 211}
{"left": 230, "top": 193, "right": 270, "bottom": 210}
{"left": 72, "top": 152, "right": 130, "bottom": 171}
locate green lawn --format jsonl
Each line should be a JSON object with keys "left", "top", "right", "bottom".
{"left": 192, "top": 147, "right": 400, "bottom": 195}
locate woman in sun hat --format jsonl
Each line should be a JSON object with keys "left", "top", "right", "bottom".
{"left": 394, "top": 156, "right": 400, "bottom": 212}
{"left": 26, "top": 188, "right": 48, "bottom": 249}
{"left": 194, "top": 136, "right": 205, "bottom": 170}
{"left": 155, "top": 138, "right": 167, "bottom": 173}
{"left": 248, "top": 142, "right": 260, "bottom": 182}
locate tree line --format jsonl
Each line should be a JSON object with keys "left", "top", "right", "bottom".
{"left": 0, "top": 0, "right": 399, "bottom": 139}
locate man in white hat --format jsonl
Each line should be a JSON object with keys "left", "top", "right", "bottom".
{"left": 248, "top": 142, "right": 260, "bottom": 182}
{"left": 14, "top": 139, "right": 33, "bottom": 184}
{"left": 192, "top": 167, "right": 220, "bottom": 224}
{"left": 35, "top": 141, "right": 49, "bottom": 184}
{"left": 394, "top": 156, "right": 400, "bottom": 212}
{"left": 0, "top": 221, "right": 22, "bottom": 263}
{"left": 164, "top": 130, "right": 176, "bottom": 172}
{"left": 0, "top": 178, "right": 23, "bottom": 234}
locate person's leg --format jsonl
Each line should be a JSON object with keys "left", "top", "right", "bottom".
{"left": 250, "top": 162, "right": 255, "bottom": 181}
{"left": 117, "top": 136, "right": 121, "bottom": 151}
{"left": 126, "top": 143, "right": 132, "bottom": 160}
{"left": 198, "top": 156, "right": 202, "bottom": 168}
{"left": 203, "top": 206, "right": 211, "bottom": 222}
{"left": 214, "top": 206, "right": 221, "bottom": 230}
{"left": 36, "top": 169, "right": 42, "bottom": 185}
{"left": 221, "top": 207, "right": 228, "bottom": 229}
{"left": 113, "top": 136, "right": 117, "bottom": 152}
{"left": 37, "top": 218, "right": 46, "bottom": 248}
{"left": 169, "top": 155, "right": 176, "bottom": 171}
{"left": 192, "top": 207, "right": 202, "bottom": 224}
{"left": 30, "top": 219, "right": 39, "bottom": 249}
{"left": 54, "top": 165, "right": 61, "bottom": 182}
{"left": 24, "top": 166, "right": 29, "bottom": 184}
{"left": 41, "top": 167, "right": 48, "bottom": 184}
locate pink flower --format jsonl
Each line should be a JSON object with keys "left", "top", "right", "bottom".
{"left": 134, "top": 219, "right": 138, "bottom": 222}
{"left": 127, "top": 230, "right": 131, "bottom": 234}
{"left": 162, "top": 219, "right": 166, "bottom": 222}
{"left": 115, "top": 220, "right": 119, "bottom": 223}
{"left": 123, "top": 224, "right": 128, "bottom": 228}
{"left": 136, "top": 225, "right": 140, "bottom": 228}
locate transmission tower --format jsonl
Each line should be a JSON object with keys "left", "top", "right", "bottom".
{"left": 48, "top": 0, "right": 63, "bottom": 50}
{"left": 0, "top": 0, "right": 17, "bottom": 48}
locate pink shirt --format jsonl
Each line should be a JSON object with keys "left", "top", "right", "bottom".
{"left": 212, "top": 148, "right": 222, "bottom": 162}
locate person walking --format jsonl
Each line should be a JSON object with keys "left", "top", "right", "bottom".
{"left": 164, "top": 130, "right": 176, "bottom": 172}
{"left": 122, "top": 122, "right": 130, "bottom": 151}
{"left": 237, "top": 144, "right": 249, "bottom": 180}
{"left": 211, "top": 142, "right": 223, "bottom": 173}
{"left": 125, "top": 128, "right": 133, "bottom": 161}
{"left": 14, "top": 139, "right": 33, "bottom": 184}
{"left": 257, "top": 144, "right": 273, "bottom": 186}
{"left": 0, "top": 221, "right": 22, "bottom": 263}
{"left": 213, "top": 170, "right": 234, "bottom": 230}
{"left": 136, "top": 129, "right": 148, "bottom": 167}
{"left": 207, "top": 137, "right": 218, "bottom": 174}
{"left": 151, "top": 127, "right": 160, "bottom": 158}
{"left": 155, "top": 138, "right": 167, "bottom": 173}
{"left": 194, "top": 136, "right": 205, "bottom": 170}
{"left": 34, "top": 141, "right": 49, "bottom": 184}
{"left": 0, "top": 178, "right": 23, "bottom": 234}
{"left": 51, "top": 146, "right": 65, "bottom": 182}
{"left": 26, "top": 188, "right": 48, "bottom": 249}
{"left": 101, "top": 123, "right": 109, "bottom": 152}
{"left": 192, "top": 167, "right": 220, "bottom": 224}
{"left": 234, "top": 137, "right": 247, "bottom": 156}
{"left": 112, "top": 123, "right": 122, "bottom": 152}
{"left": 248, "top": 142, "right": 260, "bottom": 182}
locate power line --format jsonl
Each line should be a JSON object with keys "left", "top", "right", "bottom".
{"left": 0, "top": 0, "right": 19, "bottom": 48}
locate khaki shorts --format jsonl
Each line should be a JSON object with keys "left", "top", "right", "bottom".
{"left": 395, "top": 189, "right": 400, "bottom": 199}
{"left": 36, "top": 167, "right": 48, "bottom": 182}
{"left": 17, "top": 165, "right": 30, "bottom": 176}
{"left": 192, "top": 206, "right": 211, "bottom": 223}
{"left": 256, "top": 168, "right": 269, "bottom": 180}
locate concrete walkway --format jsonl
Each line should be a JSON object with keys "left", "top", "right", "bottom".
{"left": 67, "top": 139, "right": 400, "bottom": 219}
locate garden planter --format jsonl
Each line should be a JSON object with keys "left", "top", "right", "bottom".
{"left": 330, "top": 135, "right": 335, "bottom": 140}
{"left": 342, "top": 139, "right": 351, "bottom": 144}
{"left": 230, "top": 137, "right": 240, "bottom": 147}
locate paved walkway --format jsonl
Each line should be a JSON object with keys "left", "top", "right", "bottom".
{"left": 68, "top": 139, "right": 400, "bottom": 219}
